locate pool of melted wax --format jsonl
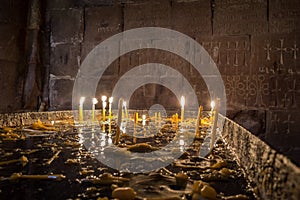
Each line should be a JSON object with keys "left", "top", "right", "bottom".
{"left": 0, "top": 121, "right": 256, "bottom": 200}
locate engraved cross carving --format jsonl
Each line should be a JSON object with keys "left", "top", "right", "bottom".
{"left": 283, "top": 114, "right": 294, "bottom": 134}
{"left": 264, "top": 43, "right": 272, "bottom": 61}
{"left": 291, "top": 43, "right": 298, "bottom": 60}
{"left": 276, "top": 39, "right": 287, "bottom": 65}
{"left": 270, "top": 113, "right": 280, "bottom": 134}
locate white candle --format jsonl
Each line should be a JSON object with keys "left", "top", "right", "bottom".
{"left": 109, "top": 97, "right": 113, "bottom": 117}
{"left": 180, "top": 96, "right": 185, "bottom": 124}
{"left": 123, "top": 101, "right": 128, "bottom": 119}
{"left": 210, "top": 98, "right": 220, "bottom": 151}
{"left": 210, "top": 100, "right": 215, "bottom": 117}
{"left": 142, "top": 114, "right": 146, "bottom": 126}
{"left": 115, "top": 98, "right": 123, "bottom": 144}
{"left": 79, "top": 97, "right": 85, "bottom": 121}
{"left": 92, "top": 98, "right": 98, "bottom": 121}
{"left": 102, "top": 96, "right": 107, "bottom": 121}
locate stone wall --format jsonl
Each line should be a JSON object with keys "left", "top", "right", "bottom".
{"left": 44, "top": 0, "right": 300, "bottom": 162}
{"left": 0, "top": 0, "right": 29, "bottom": 113}
{"left": 0, "top": 0, "right": 299, "bottom": 167}
{"left": 221, "top": 115, "right": 300, "bottom": 200}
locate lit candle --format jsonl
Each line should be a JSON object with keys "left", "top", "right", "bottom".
{"left": 142, "top": 114, "right": 146, "bottom": 126}
{"left": 102, "top": 96, "right": 107, "bottom": 121}
{"left": 210, "top": 100, "right": 215, "bottom": 118}
{"left": 158, "top": 112, "right": 161, "bottom": 126}
{"left": 196, "top": 105, "right": 203, "bottom": 138}
{"left": 123, "top": 101, "right": 128, "bottom": 119}
{"left": 115, "top": 98, "right": 123, "bottom": 144}
{"left": 79, "top": 97, "right": 85, "bottom": 122}
{"left": 92, "top": 98, "right": 98, "bottom": 121}
{"left": 210, "top": 98, "right": 220, "bottom": 151}
{"left": 180, "top": 96, "right": 185, "bottom": 124}
{"left": 134, "top": 112, "right": 139, "bottom": 124}
{"left": 109, "top": 97, "right": 113, "bottom": 118}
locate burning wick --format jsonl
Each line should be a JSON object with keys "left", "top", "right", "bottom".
{"left": 92, "top": 98, "right": 98, "bottom": 121}
{"left": 79, "top": 97, "right": 85, "bottom": 122}
{"left": 102, "top": 96, "right": 107, "bottom": 121}
{"left": 180, "top": 96, "right": 185, "bottom": 124}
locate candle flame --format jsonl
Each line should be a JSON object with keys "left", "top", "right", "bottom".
{"left": 180, "top": 96, "right": 185, "bottom": 108}
{"left": 109, "top": 97, "right": 113, "bottom": 103}
{"left": 211, "top": 101, "right": 215, "bottom": 110}
{"left": 142, "top": 114, "right": 146, "bottom": 120}
{"left": 92, "top": 98, "right": 98, "bottom": 105}
{"left": 79, "top": 97, "right": 85, "bottom": 104}
{"left": 101, "top": 95, "right": 107, "bottom": 102}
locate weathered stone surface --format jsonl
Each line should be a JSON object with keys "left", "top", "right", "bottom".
{"left": 50, "top": 43, "right": 80, "bottom": 77}
{"left": 124, "top": 0, "right": 171, "bottom": 30}
{"left": 251, "top": 34, "right": 300, "bottom": 76}
{"left": 196, "top": 35, "right": 250, "bottom": 75}
{"left": 0, "top": 60, "right": 23, "bottom": 113}
{"left": 49, "top": 77, "right": 74, "bottom": 110}
{"left": 251, "top": 35, "right": 300, "bottom": 109}
{"left": 50, "top": 8, "right": 83, "bottom": 44}
{"left": 233, "top": 110, "right": 265, "bottom": 136}
{"left": 0, "top": 0, "right": 28, "bottom": 25}
{"left": 83, "top": 6, "right": 122, "bottom": 44}
{"left": 222, "top": 117, "right": 300, "bottom": 199}
{"left": 269, "top": 0, "right": 300, "bottom": 33}
{"left": 0, "top": 25, "right": 24, "bottom": 62}
{"left": 171, "top": 0, "right": 212, "bottom": 37}
{"left": 213, "top": 0, "right": 268, "bottom": 35}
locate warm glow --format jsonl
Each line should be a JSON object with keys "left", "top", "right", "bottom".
{"left": 101, "top": 95, "right": 107, "bottom": 102}
{"left": 79, "top": 97, "right": 85, "bottom": 105}
{"left": 92, "top": 98, "right": 98, "bottom": 105}
{"left": 103, "top": 102, "right": 107, "bottom": 108}
{"left": 109, "top": 97, "right": 113, "bottom": 103}
{"left": 211, "top": 100, "right": 215, "bottom": 110}
{"left": 142, "top": 115, "right": 146, "bottom": 120}
{"left": 180, "top": 96, "right": 185, "bottom": 108}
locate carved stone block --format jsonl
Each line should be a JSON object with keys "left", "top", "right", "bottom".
{"left": 84, "top": 6, "right": 122, "bottom": 43}
{"left": 124, "top": 0, "right": 171, "bottom": 29}
{"left": 50, "top": 44, "right": 80, "bottom": 77}
{"left": 171, "top": 0, "right": 212, "bottom": 37}
{"left": 214, "top": 0, "right": 268, "bottom": 35}
{"left": 50, "top": 8, "right": 83, "bottom": 44}
{"left": 269, "top": 0, "right": 300, "bottom": 33}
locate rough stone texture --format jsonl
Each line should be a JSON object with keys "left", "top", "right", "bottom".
{"left": 50, "top": 44, "right": 81, "bottom": 77}
{"left": 171, "top": 0, "right": 212, "bottom": 37}
{"left": 222, "top": 116, "right": 300, "bottom": 200}
{"left": 0, "top": 111, "right": 74, "bottom": 127}
{"left": 50, "top": 8, "right": 83, "bottom": 44}
{"left": 49, "top": 76, "right": 74, "bottom": 110}
{"left": 124, "top": 0, "right": 171, "bottom": 30}
{"left": 213, "top": 0, "right": 268, "bottom": 35}
{"left": 269, "top": 0, "right": 300, "bottom": 33}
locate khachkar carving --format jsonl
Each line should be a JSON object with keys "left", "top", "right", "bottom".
{"left": 260, "top": 38, "right": 299, "bottom": 75}
{"left": 200, "top": 36, "right": 249, "bottom": 75}
{"left": 268, "top": 111, "right": 297, "bottom": 135}
{"left": 225, "top": 74, "right": 269, "bottom": 109}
